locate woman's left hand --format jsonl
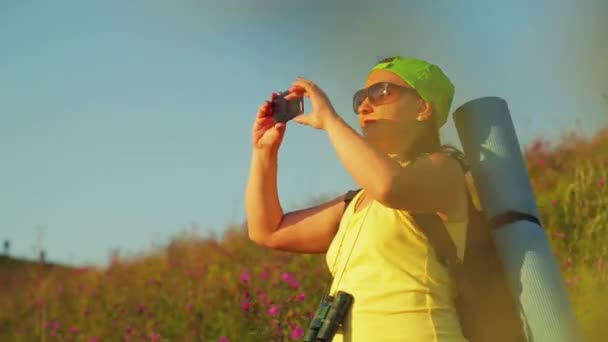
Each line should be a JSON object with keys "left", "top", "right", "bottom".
{"left": 285, "top": 77, "right": 339, "bottom": 130}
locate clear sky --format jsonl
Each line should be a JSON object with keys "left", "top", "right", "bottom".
{"left": 2, "top": 0, "right": 607, "bottom": 267}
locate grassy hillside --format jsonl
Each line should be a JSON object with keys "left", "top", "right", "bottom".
{"left": 0, "top": 255, "right": 77, "bottom": 297}
{"left": 1, "top": 128, "right": 607, "bottom": 342}
{"left": 0, "top": 255, "right": 74, "bottom": 270}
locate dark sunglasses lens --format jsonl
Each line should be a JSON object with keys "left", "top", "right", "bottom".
{"left": 353, "top": 89, "right": 366, "bottom": 113}
{"left": 368, "top": 83, "right": 388, "bottom": 102}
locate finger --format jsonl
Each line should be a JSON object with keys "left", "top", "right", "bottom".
{"left": 283, "top": 91, "right": 304, "bottom": 101}
{"left": 288, "top": 83, "right": 308, "bottom": 95}
{"left": 274, "top": 122, "right": 287, "bottom": 140}
{"left": 253, "top": 120, "right": 277, "bottom": 140}
{"left": 263, "top": 122, "right": 286, "bottom": 141}
{"left": 256, "top": 116, "right": 274, "bottom": 127}
{"left": 290, "top": 79, "right": 322, "bottom": 100}
{"left": 286, "top": 89, "right": 308, "bottom": 102}
{"left": 274, "top": 122, "right": 286, "bottom": 131}
{"left": 256, "top": 101, "right": 272, "bottom": 118}
{"left": 253, "top": 117, "right": 275, "bottom": 135}
{"left": 291, "top": 77, "right": 316, "bottom": 92}
{"left": 292, "top": 114, "right": 309, "bottom": 125}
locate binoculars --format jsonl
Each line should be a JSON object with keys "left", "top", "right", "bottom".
{"left": 303, "top": 291, "right": 354, "bottom": 342}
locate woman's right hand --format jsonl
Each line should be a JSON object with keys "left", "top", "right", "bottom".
{"left": 252, "top": 93, "right": 287, "bottom": 151}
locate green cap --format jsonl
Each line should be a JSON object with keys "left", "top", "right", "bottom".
{"left": 370, "top": 56, "right": 455, "bottom": 128}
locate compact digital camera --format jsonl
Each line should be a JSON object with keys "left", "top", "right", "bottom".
{"left": 271, "top": 90, "right": 304, "bottom": 123}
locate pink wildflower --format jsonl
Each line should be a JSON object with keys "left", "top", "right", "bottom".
{"left": 268, "top": 304, "right": 280, "bottom": 316}
{"left": 240, "top": 271, "right": 251, "bottom": 283}
{"left": 241, "top": 300, "right": 252, "bottom": 311}
{"left": 281, "top": 272, "right": 295, "bottom": 282}
{"left": 295, "top": 293, "right": 306, "bottom": 302}
{"left": 281, "top": 272, "right": 301, "bottom": 289}
{"left": 291, "top": 326, "right": 305, "bottom": 340}
{"left": 218, "top": 337, "right": 230, "bottom": 342}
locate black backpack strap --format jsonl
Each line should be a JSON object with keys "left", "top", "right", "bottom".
{"left": 343, "top": 188, "right": 362, "bottom": 212}
{"left": 406, "top": 146, "right": 467, "bottom": 266}
{"left": 411, "top": 212, "right": 475, "bottom": 305}
{"left": 411, "top": 213, "right": 461, "bottom": 268}
{"left": 489, "top": 211, "right": 540, "bottom": 230}
{"left": 409, "top": 147, "right": 475, "bottom": 300}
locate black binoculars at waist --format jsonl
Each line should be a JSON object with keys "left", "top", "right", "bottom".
{"left": 304, "top": 291, "right": 354, "bottom": 342}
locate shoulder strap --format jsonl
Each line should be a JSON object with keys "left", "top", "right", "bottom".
{"left": 343, "top": 188, "right": 362, "bottom": 212}
{"left": 410, "top": 213, "right": 461, "bottom": 268}
{"left": 410, "top": 146, "right": 471, "bottom": 267}
{"left": 411, "top": 210, "right": 475, "bottom": 304}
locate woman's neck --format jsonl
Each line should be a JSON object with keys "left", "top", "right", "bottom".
{"left": 393, "top": 129, "right": 441, "bottom": 164}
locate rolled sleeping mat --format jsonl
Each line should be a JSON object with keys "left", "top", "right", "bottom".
{"left": 453, "top": 97, "right": 581, "bottom": 342}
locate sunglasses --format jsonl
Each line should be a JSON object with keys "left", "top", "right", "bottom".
{"left": 352, "top": 82, "right": 418, "bottom": 114}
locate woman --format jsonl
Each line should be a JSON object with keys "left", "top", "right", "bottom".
{"left": 245, "top": 56, "right": 469, "bottom": 341}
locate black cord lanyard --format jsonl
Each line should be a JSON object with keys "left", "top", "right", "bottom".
{"left": 324, "top": 199, "right": 372, "bottom": 295}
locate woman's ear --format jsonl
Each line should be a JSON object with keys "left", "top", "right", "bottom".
{"left": 415, "top": 100, "right": 433, "bottom": 122}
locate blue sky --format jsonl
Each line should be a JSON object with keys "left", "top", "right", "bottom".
{"left": 1, "top": 0, "right": 607, "bottom": 267}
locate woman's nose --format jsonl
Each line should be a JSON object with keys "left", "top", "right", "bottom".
{"left": 358, "top": 97, "right": 373, "bottom": 115}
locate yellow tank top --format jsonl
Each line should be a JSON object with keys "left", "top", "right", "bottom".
{"left": 325, "top": 189, "right": 469, "bottom": 342}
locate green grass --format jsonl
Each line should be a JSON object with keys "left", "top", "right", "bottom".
{"left": 1, "top": 128, "right": 607, "bottom": 341}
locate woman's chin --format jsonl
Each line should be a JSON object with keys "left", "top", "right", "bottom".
{"left": 363, "top": 122, "right": 402, "bottom": 153}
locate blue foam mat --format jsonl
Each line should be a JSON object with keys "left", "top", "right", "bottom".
{"left": 453, "top": 97, "right": 581, "bottom": 342}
